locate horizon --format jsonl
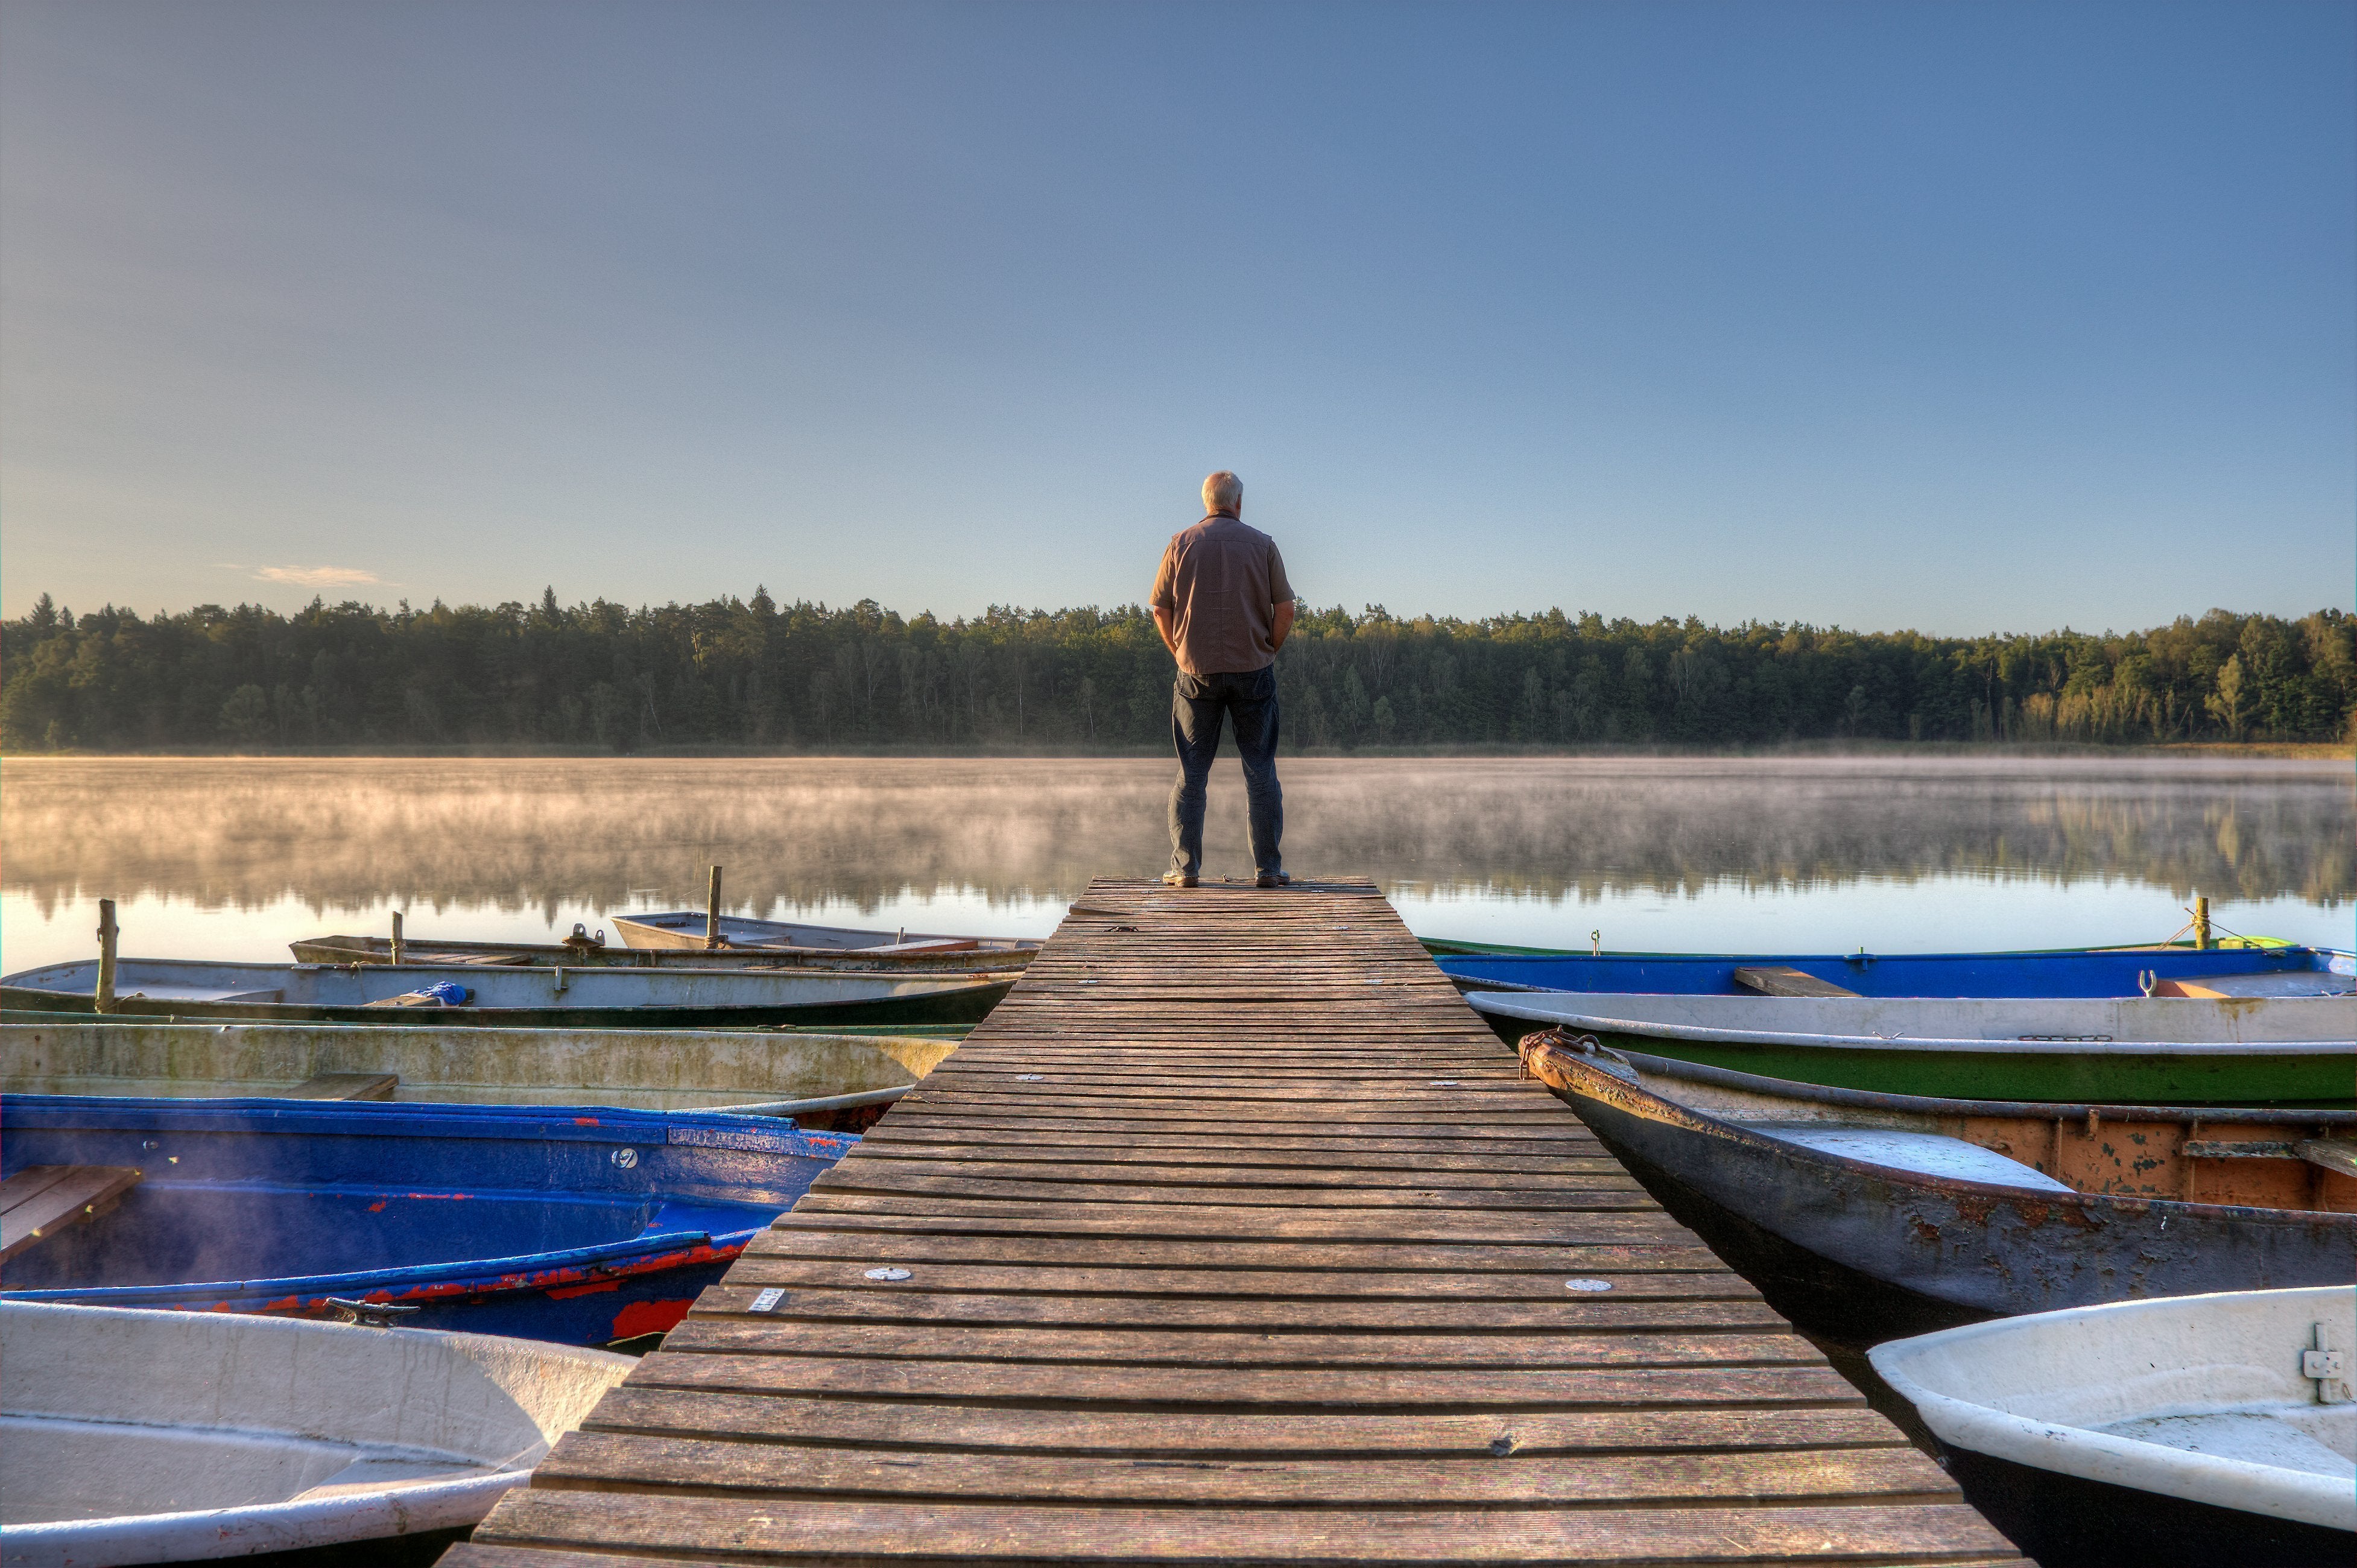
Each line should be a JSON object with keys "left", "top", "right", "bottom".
{"left": 11, "top": 583, "right": 2350, "bottom": 648}
{"left": 4, "top": 1, "right": 2352, "bottom": 632}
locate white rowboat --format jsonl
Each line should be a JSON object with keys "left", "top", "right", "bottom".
{"left": 1869, "top": 1286, "right": 2356, "bottom": 1567}
{"left": 0, "top": 1301, "right": 632, "bottom": 1566}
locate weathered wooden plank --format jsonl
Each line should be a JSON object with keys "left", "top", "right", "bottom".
{"left": 779, "top": 1197, "right": 1677, "bottom": 1239}
{"left": 581, "top": 1386, "right": 1913, "bottom": 1456}
{"left": 464, "top": 1493, "right": 2025, "bottom": 1563}
{"left": 540, "top": 1431, "right": 1956, "bottom": 1506}
{"left": 740, "top": 1229, "right": 1734, "bottom": 1274}
{"left": 722, "top": 1256, "right": 1758, "bottom": 1299}
{"left": 625, "top": 1351, "right": 1864, "bottom": 1408}
{"left": 805, "top": 1169, "right": 1648, "bottom": 1208}
{"left": 0, "top": 1165, "right": 142, "bottom": 1262}
{"left": 659, "top": 1318, "right": 1823, "bottom": 1369}
{"left": 857, "top": 1125, "right": 1604, "bottom": 1158}
{"left": 846, "top": 1141, "right": 1619, "bottom": 1175}
{"left": 279, "top": 1070, "right": 400, "bottom": 1099}
{"left": 691, "top": 1282, "right": 1789, "bottom": 1331}
{"left": 447, "top": 1544, "right": 2036, "bottom": 1568}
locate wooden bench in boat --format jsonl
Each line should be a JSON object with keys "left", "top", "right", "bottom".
{"left": 1, "top": 1164, "right": 141, "bottom": 1262}
{"left": 280, "top": 1072, "right": 400, "bottom": 1101}
{"left": 1734, "top": 964, "right": 1862, "bottom": 997}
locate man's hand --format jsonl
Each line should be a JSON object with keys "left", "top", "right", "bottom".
{"left": 1271, "top": 599, "right": 1296, "bottom": 653}
{"left": 1151, "top": 605, "right": 1181, "bottom": 660}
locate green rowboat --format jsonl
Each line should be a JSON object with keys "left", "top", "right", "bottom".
{"left": 1466, "top": 990, "right": 2356, "bottom": 1108}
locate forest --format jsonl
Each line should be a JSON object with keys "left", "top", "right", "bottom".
{"left": 2, "top": 589, "right": 2350, "bottom": 753}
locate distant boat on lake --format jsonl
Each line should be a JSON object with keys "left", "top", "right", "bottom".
{"left": 613, "top": 908, "right": 1040, "bottom": 962}
{"left": 0, "top": 956, "right": 1012, "bottom": 1029}
{"left": 0, "top": 1096, "right": 850, "bottom": 1344}
{"left": 1516, "top": 1029, "right": 2357, "bottom": 1338}
{"left": 1439, "top": 943, "right": 2355, "bottom": 999}
{"left": 0, "top": 1301, "right": 633, "bottom": 1568}
{"left": 291, "top": 926, "right": 1034, "bottom": 973}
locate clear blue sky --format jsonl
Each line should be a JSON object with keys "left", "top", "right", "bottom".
{"left": 3, "top": 0, "right": 2350, "bottom": 634}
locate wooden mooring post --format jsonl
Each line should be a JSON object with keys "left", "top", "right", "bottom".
{"left": 704, "top": 865, "right": 724, "bottom": 950}
{"left": 451, "top": 876, "right": 2026, "bottom": 1567}
{"left": 93, "top": 899, "right": 118, "bottom": 1014}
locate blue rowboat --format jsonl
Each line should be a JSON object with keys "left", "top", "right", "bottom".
{"left": 0, "top": 1097, "right": 849, "bottom": 1345}
{"left": 1438, "top": 944, "right": 2355, "bottom": 1000}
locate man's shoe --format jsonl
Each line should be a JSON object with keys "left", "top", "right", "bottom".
{"left": 1162, "top": 871, "right": 1198, "bottom": 888}
{"left": 1254, "top": 869, "right": 1291, "bottom": 888}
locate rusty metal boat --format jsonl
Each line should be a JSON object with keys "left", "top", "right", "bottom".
{"left": 1516, "top": 1027, "right": 2357, "bottom": 1340}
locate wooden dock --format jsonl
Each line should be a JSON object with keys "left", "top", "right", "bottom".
{"left": 450, "top": 878, "right": 2025, "bottom": 1566}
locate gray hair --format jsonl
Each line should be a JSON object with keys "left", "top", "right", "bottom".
{"left": 1201, "top": 470, "right": 1242, "bottom": 514}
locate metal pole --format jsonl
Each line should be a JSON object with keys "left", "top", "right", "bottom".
{"left": 95, "top": 899, "right": 118, "bottom": 1014}
{"left": 2194, "top": 894, "right": 2212, "bottom": 950}
{"left": 390, "top": 909, "right": 405, "bottom": 965}
{"left": 705, "top": 865, "right": 724, "bottom": 950}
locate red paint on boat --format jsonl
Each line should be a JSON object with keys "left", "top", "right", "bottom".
{"left": 611, "top": 1298, "right": 693, "bottom": 1339}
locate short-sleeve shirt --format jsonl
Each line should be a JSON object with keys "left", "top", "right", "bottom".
{"left": 1150, "top": 514, "right": 1296, "bottom": 676}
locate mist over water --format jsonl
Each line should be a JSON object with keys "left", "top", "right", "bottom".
{"left": 1, "top": 755, "right": 2348, "bottom": 969}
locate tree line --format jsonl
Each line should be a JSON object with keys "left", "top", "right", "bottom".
{"left": 2, "top": 589, "right": 2349, "bottom": 752}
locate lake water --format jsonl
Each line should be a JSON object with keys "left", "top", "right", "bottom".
{"left": 1, "top": 754, "right": 2349, "bottom": 972}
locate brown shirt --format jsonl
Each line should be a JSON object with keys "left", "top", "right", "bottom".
{"left": 1150, "top": 514, "right": 1296, "bottom": 676}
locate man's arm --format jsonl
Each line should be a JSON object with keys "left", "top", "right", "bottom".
{"left": 1271, "top": 599, "right": 1296, "bottom": 653}
{"left": 1152, "top": 605, "right": 1182, "bottom": 660}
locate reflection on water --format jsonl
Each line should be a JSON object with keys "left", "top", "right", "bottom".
{"left": 1, "top": 755, "right": 2349, "bottom": 967}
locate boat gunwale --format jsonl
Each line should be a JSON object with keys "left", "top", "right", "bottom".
{"left": 0, "top": 1226, "right": 749, "bottom": 1311}
{"left": 0, "top": 955, "right": 1004, "bottom": 994}
{"left": 1581, "top": 1045, "right": 2357, "bottom": 1128}
{"left": 0, "top": 1093, "right": 856, "bottom": 1152}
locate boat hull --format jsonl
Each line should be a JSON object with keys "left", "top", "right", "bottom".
{"left": 613, "top": 909, "right": 1039, "bottom": 961}
{"left": 289, "top": 932, "right": 1033, "bottom": 973}
{"left": 1442, "top": 945, "right": 2355, "bottom": 997}
{"left": 1520, "top": 1044, "right": 2357, "bottom": 1339}
{"left": 0, "top": 1019, "right": 956, "bottom": 1111}
{"left": 0, "top": 1097, "right": 852, "bottom": 1345}
{"left": 1, "top": 1302, "right": 631, "bottom": 1567}
{"left": 1867, "top": 1288, "right": 2357, "bottom": 1566}
{"left": 1473, "top": 993, "right": 2356, "bottom": 1107}
{"left": 1936, "top": 1443, "right": 2352, "bottom": 1568}
{"left": 1580, "top": 1028, "right": 2352, "bottom": 1108}
{"left": 0, "top": 955, "right": 1013, "bottom": 1030}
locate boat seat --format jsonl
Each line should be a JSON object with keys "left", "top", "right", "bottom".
{"left": 114, "top": 984, "right": 285, "bottom": 1004}
{"left": 279, "top": 1073, "right": 399, "bottom": 1101}
{"left": 1758, "top": 1125, "right": 2076, "bottom": 1192}
{"left": 2154, "top": 972, "right": 2356, "bottom": 999}
{"left": 1733, "top": 965, "right": 1862, "bottom": 998}
{"left": 1, "top": 1165, "right": 143, "bottom": 1262}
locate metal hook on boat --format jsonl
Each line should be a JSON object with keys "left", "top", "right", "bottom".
{"left": 325, "top": 1297, "right": 422, "bottom": 1328}
{"left": 2138, "top": 969, "right": 2157, "bottom": 997}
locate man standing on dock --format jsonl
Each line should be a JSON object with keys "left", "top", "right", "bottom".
{"left": 1150, "top": 470, "right": 1296, "bottom": 889}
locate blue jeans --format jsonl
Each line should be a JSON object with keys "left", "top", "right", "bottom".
{"left": 1169, "top": 666, "right": 1283, "bottom": 877}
